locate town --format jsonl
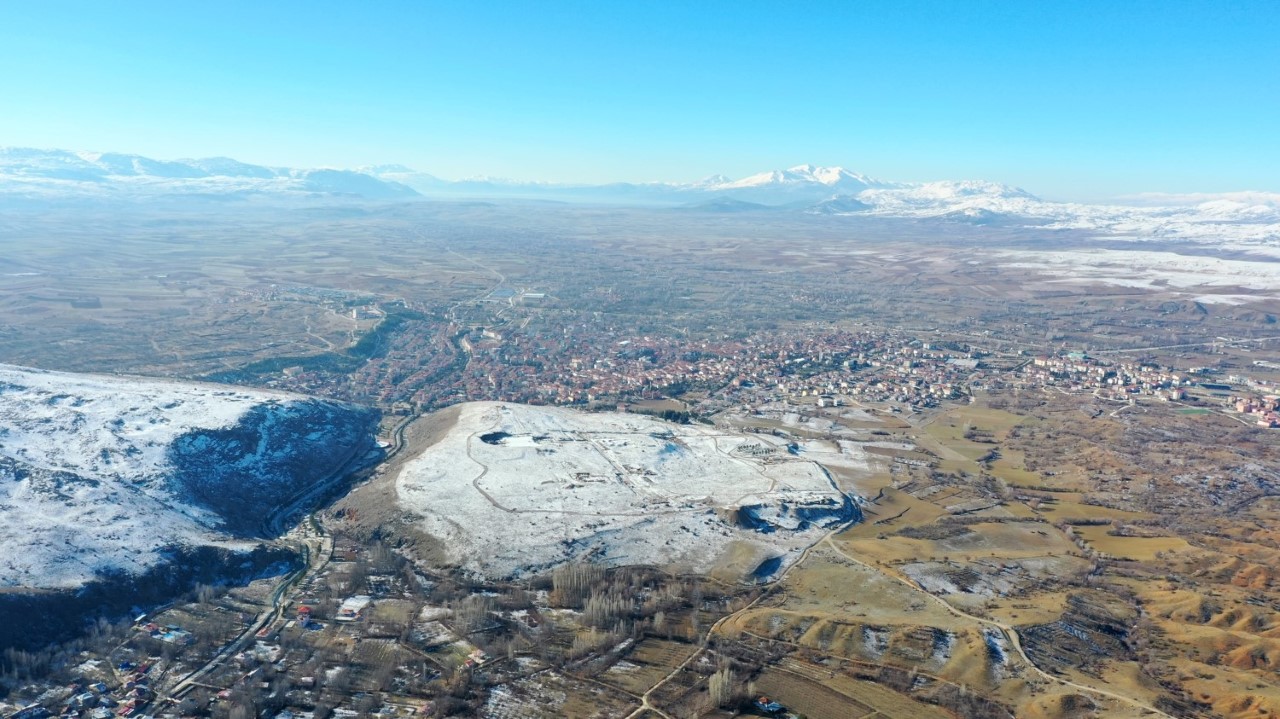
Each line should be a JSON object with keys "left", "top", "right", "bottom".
{"left": 237, "top": 301, "right": 1277, "bottom": 434}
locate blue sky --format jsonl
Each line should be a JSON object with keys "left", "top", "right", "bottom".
{"left": 1, "top": 1, "right": 1276, "bottom": 198}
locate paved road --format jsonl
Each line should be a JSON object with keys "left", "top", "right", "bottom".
{"left": 166, "top": 540, "right": 317, "bottom": 700}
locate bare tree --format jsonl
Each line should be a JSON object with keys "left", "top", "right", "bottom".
{"left": 708, "top": 666, "right": 738, "bottom": 709}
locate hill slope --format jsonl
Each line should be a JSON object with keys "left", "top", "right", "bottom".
{"left": 0, "top": 364, "right": 379, "bottom": 590}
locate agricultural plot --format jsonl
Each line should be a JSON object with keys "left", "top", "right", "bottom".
{"left": 896, "top": 550, "right": 1085, "bottom": 596}
{"left": 368, "top": 599, "right": 419, "bottom": 627}
{"left": 482, "top": 671, "right": 637, "bottom": 719}
{"left": 1072, "top": 524, "right": 1190, "bottom": 561}
{"left": 598, "top": 638, "right": 696, "bottom": 695}
{"left": 773, "top": 658, "right": 958, "bottom": 718}
{"left": 648, "top": 660, "right": 712, "bottom": 710}
{"left": 751, "top": 544, "right": 973, "bottom": 632}
{"left": 843, "top": 485, "right": 950, "bottom": 538}
{"left": 755, "top": 668, "right": 877, "bottom": 719}
{"left": 350, "top": 638, "right": 417, "bottom": 690}
{"left": 1030, "top": 495, "right": 1148, "bottom": 522}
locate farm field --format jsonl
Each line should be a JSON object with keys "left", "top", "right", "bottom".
{"left": 753, "top": 669, "right": 877, "bottom": 719}
{"left": 756, "top": 658, "right": 968, "bottom": 719}
{"left": 598, "top": 639, "right": 697, "bottom": 696}
{"left": 1071, "top": 524, "right": 1190, "bottom": 561}
{"left": 840, "top": 520, "right": 1078, "bottom": 565}
{"left": 482, "top": 671, "right": 637, "bottom": 719}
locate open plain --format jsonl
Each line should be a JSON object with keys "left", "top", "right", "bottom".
{"left": 3, "top": 199, "right": 1280, "bottom": 719}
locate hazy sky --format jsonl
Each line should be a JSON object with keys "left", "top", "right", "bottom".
{"left": 1, "top": 1, "right": 1276, "bottom": 199}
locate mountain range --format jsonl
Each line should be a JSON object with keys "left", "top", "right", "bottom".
{"left": 3, "top": 147, "right": 1278, "bottom": 247}
{"left": 0, "top": 147, "right": 420, "bottom": 200}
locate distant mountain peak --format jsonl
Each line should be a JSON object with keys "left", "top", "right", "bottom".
{"left": 711, "top": 164, "right": 889, "bottom": 192}
{"left": 358, "top": 163, "right": 418, "bottom": 175}
{"left": 691, "top": 173, "right": 732, "bottom": 187}
{"left": 785, "top": 164, "right": 860, "bottom": 183}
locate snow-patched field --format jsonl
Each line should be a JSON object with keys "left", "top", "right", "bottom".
{"left": 995, "top": 249, "right": 1280, "bottom": 303}
{"left": 394, "top": 402, "right": 855, "bottom": 579}
{"left": 0, "top": 364, "right": 373, "bottom": 589}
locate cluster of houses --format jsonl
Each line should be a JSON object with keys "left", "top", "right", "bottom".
{"left": 1022, "top": 353, "right": 1192, "bottom": 396}
{"left": 50, "top": 662, "right": 155, "bottom": 719}
{"left": 385, "top": 325, "right": 984, "bottom": 409}
{"left": 294, "top": 606, "right": 323, "bottom": 630}
{"left": 1233, "top": 394, "right": 1280, "bottom": 428}
{"left": 528, "top": 332, "right": 979, "bottom": 408}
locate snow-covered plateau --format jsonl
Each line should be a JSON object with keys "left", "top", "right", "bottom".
{"left": 0, "top": 364, "right": 379, "bottom": 590}
{"left": 388, "top": 402, "right": 858, "bottom": 580}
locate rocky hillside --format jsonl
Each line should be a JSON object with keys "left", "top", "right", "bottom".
{"left": 0, "top": 363, "right": 379, "bottom": 590}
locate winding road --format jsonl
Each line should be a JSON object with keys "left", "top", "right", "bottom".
{"left": 817, "top": 536, "right": 1174, "bottom": 718}
{"left": 616, "top": 524, "right": 1173, "bottom": 719}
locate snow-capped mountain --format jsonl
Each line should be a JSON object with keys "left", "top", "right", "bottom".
{"left": 844, "top": 180, "right": 1045, "bottom": 221}
{"left": 0, "top": 148, "right": 419, "bottom": 201}
{"left": 360, "top": 162, "right": 1279, "bottom": 244}
{"left": 709, "top": 164, "right": 888, "bottom": 191}
{"left": 695, "top": 164, "right": 894, "bottom": 205}
{"left": 0, "top": 364, "right": 379, "bottom": 590}
{"left": 655, "top": 171, "right": 1273, "bottom": 245}
{"left": 363, "top": 162, "right": 894, "bottom": 205}
{"left": 3, "top": 147, "right": 1276, "bottom": 246}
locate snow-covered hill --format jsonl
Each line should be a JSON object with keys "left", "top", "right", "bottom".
{"left": 0, "top": 148, "right": 419, "bottom": 201}
{"left": 0, "top": 364, "right": 379, "bottom": 589}
{"left": 350, "top": 402, "right": 857, "bottom": 580}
